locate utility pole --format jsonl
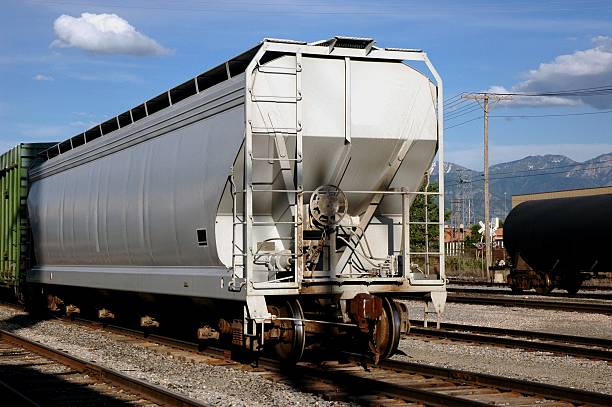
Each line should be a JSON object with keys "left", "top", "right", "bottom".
{"left": 463, "top": 93, "right": 511, "bottom": 280}
{"left": 483, "top": 94, "right": 491, "bottom": 279}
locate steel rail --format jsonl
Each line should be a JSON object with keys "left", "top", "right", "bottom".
{"left": 447, "top": 278, "right": 612, "bottom": 291}
{"left": 379, "top": 358, "right": 612, "bottom": 407}
{"left": 447, "top": 286, "right": 612, "bottom": 300}
{"left": 408, "top": 320, "right": 612, "bottom": 361}
{"left": 446, "top": 293, "right": 612, "bottom": 314}
{"left": 0, "top": 329, "right": 209, "bottom": 407}
{"left": 289, "top": 363, "right": 493, "bottom": 407}
{"left": 66, "top": 317, "right": 612, "bottom": 407}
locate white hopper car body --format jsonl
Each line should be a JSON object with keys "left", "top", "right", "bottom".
{"left": 27, "top": 37, "right": 446, "bottom": 362}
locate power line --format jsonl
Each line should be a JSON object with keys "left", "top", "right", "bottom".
{"left": 445, "top": 100, "right": 480, "bottom": 116}
{"left": 444, "top": 97, "right": 471, "bottom": 110}
{"left": 487, "top": 163, "right": 612, "bottom": 182}
{"left": 488, "top": 158, "right": 612, "bottom": 176}
{"left": 447, "top": 158, "right": 612, "bottom": 180}
{"left": 445, "top": 116, "right": 483, "bottom": 129}
{"left": 445, "top": 99, "right": 476, "bottom": 112}
{"left": 445, "top": 105, "right": 483, "bottom": 121}
{"left": 443, "top": 92, "right": 466, "bottom": 106}
{"left": 491, "top": 110, "right": 612, "bottom": 118}
{"left": 445, "top": 109, "right": 612, "bottom": 131}
{"left": 478, "top": 85, "right": 612, "bottom": 98}
{"left": 445, "top": 162, "right": 612, "bottom": 187}
{"left": 29, "top": 0, "right": 480, "bottom": 16}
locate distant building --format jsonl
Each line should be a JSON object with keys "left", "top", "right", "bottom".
{"left": 444, "top": 224, "right": 504, "bottom": 259}
{"left": 444, "top": 226, "right": 466, "bottom": 256}
{"left": 493, "top": 227, "right": 504, "bottom": 249}
{"left": 512, "top": 185, "right": 612, "bottom": 208}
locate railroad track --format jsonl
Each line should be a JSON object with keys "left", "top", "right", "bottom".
{"left": 63, "top": 317, "right": 611, "bottom": 407}
{"left": 447, "top": 279, "right": 612, "bottom": 291}
{"left": 448, "top": 286, "right": 612, "bottom": 301}
{"left": 0, "top": 329, "right": 207, "bottom": 407}
{"left": 408, "top": 320, "right": 612, "bottom": 361}
{"left": 447, "top": 293, "right": 612, "bottom": 314}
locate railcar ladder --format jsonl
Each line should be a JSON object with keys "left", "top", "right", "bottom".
{"left": 231, "top": 52, "right": 304, "bottom": 292}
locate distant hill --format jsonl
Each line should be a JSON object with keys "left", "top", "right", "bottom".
{"left": 431, "top": 152, "right": 612, "bottom": 224}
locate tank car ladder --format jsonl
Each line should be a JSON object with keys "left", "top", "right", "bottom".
{"left": 231, "top": 52, "right": 304, "bottom": 293}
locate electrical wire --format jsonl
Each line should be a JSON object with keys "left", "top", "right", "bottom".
{"left": 445, "top": 100, "right": 479, "bottom": 115}
{"left": 445, "top": 158, "right": 612, "bottom": 184}
{"left": 445, "top": 116, "right": 483, "bottom": 129}
{"left": 475, "top": 85, "right": 612, "bottom": 98}
{"left": 444, "top": 108, "right": 612, "bottom": 132}
{"left": 445, "top": 105, "right": 483, "bottom": 121}
{"left": 491, "top": 110, "right": 612, "bottom": 118}
{"left": 444, "top": 96, "right": 471, "bottom": 110}
{"left": 445, "top": 163, "right": 612, "bottom": 187}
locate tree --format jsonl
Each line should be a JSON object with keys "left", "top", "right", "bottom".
{"left": 464, "top": 223, "right": 482, "bottom": 246}
{"left": 409, "top": 182, "right": 442, "bottom": 251}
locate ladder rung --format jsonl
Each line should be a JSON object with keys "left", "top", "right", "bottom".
{"left": 252, "top": 221, "right": 302, "bottom": 226}
{"left": 251, "top": 95, "right": 301, "bottom": 103}
{"left": 251, "top": 157, "right": 303, "bottom": 162}
{"left": 252, "top": 127, "right": 300, "bottom": 134}
{"left": 257, "top": 65, "right": 298, "bottom": 75}
{"left": 251, "top": 188, "right": 302, "bottom": 193}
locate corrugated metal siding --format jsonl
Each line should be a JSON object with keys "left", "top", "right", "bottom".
{"left": 511, "top": 186, "right": 612, "bottom": 208}
{"left": 0, "top": 143, "right": 55, "bottom": 291}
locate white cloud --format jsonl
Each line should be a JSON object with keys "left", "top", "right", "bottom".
{"left": 51, "top": 13, "right": 171, "bottom": 56}
{"left": 490, "top": 36, "right": 612, "bottom": 109}
{"left": 33, "top": 74, "right": 54, "bottom": 81}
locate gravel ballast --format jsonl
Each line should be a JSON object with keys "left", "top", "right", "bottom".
{"left": 406, "top": 300, "right": 612, "bottom": 338}
{"left": 0, "top": 306, "right": 350, "bottom": 407}
{"left": 2, "top": 302, "right": 610, "bottom": 402}
{"left": 398, "top": 300, "right": 612, "bottom": 394}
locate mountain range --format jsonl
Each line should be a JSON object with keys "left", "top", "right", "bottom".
{"left": 431, "top": 152, "right": 612, "bottom": 224}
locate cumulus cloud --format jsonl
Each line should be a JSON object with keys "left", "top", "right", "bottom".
{"left": 490, "top": 36, "right": 612, "bottom": 109}
{"left": 33, "top": 74, "right": 54, "bottom": 81}
{"left": 51, "top": 13, "right": 170, "bottom": 56}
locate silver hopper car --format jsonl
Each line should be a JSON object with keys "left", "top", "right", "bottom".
{"left": 27, "top": 37, "right": 447, "bottom": 363}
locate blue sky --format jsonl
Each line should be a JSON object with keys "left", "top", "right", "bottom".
{"left": 1, "top": 0, "right": 611, "bottom": 170}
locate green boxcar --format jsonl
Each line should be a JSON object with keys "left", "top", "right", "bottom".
{"left": 0, "top": 143, "right": 56, "bottom": 300}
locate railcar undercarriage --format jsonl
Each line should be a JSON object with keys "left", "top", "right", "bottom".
{"left": 32, "top": 284, "right": 427, "bottom": 363}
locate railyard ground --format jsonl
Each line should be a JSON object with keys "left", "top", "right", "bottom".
{"left": 396, "top": 300, "right": 612, "bottom": 394}
{"left": 0, "top": 301, "right": 610, "bottom": 405}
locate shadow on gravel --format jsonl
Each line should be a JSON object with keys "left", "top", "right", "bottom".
{"left": 0, "top": 312, "right": 49, "bottom": 332}
{"left": 0, "top": 364, "right": 139, "bottom": 406}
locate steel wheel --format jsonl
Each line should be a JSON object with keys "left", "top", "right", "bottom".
{"left": 372, "top": 297, "right": 401, "bottom": 360}
{"left": 272, "top": 299, "right": 305, "bottom": 364}
{"left": 535, "top": 273, "right": 554, "bottom": 295}
{"left": 563, "top": 278, "right": 582, "bottom": 295}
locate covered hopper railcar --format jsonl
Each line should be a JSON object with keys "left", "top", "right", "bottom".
{"left": 504, "top": 194, "right": 612, "bottom": 294}
{"left": 23, "top": 37, "right": 447, "bottom": 362}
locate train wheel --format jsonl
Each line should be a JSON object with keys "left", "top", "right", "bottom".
{"left": 372, "top": 297, "right": 401, "bottom": 361}
{"left": 563, "top": 278, "right": 582, "bottom": 295}
{"left": 534, "top": 273, "right": 554, "bottom": 295}
{"left": 565, "top": 285, "right": 580, "bottom": 295}
{"left": 272, "top": 299, "right": 305, "bottom": 364}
